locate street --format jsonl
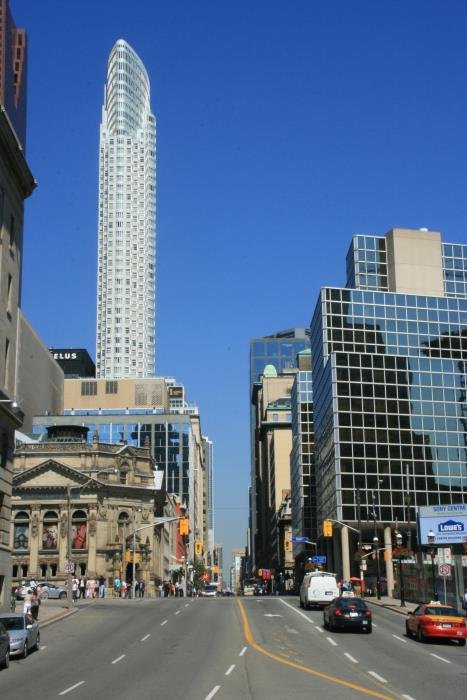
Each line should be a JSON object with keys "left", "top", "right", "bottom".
{"left": 0, "top": 596, "right": 465, "bottom": 699}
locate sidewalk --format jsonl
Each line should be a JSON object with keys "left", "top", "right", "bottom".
{"left": 365, "top": 595, "right": 417, "bottom": 616}
{"left": 12, "top": 598, "right": 78, "bottom": 628}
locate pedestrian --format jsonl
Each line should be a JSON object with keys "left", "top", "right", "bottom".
{"left": 72, "top": 577, "right": 79, "bottom": 602}
{"left": 30, "top": 589, "right": 40, "bottom": 621}
{"left": 98, "top": 575, "right": 106, "bottom": 598}
{"left": 79, "top": 576, "right": 86, "bottom": 599}
{"left": 114, "top": 576, "right": 121, "bottom": 598}
{"left": 139, "top": 580, "right": 145, "bottom": 598}
{"left": 23, "top": 588, "right": 33, "bottom": 615}
{"left": 86, "top": 577, "right": 95, "bottom": 599}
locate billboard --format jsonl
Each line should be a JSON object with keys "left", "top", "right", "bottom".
{"left": 418, "top": 504, "right": 467, "bottom": 545}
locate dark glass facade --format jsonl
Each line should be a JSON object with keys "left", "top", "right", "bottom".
{"left": 311, "top": 239, "right": 467, "bottom": 532}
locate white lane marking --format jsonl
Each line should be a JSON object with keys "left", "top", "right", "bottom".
{"left": 315, "top": 626, "right": 324, "bottom": 633}
{"left": 430, "top": 653, "right": 451, "bottom": 664}
{"left": 160, "top": 620, "right": 168, "bottom": 626}
{"left": 372, "top": 622, "right": 378, "bottom": 627}
{"left": 286, "top": 627, "right": 298, "bottom": 634}
{"left": 141, "top": 634, "right": 150, "bottom": 642}
{"left": 239, "top": 646, "right": 247, "bottom": 656}
{"left": 344, "top": 652, "right": 358, "bottom": 663}
{"left": 264, "top": 613, "right": 281, "bottom": 617}
{"left": 59, "top": 681, "right": 85, "bottom": 695}
{"left": 175, "top": 610, "right": 181, "bottom": 615}
{"left": 279, "top": 599, "right": 318, "bottom": 627}
{"left": 205, "top": 686, "right": 221, "bottom": 700}
{"left": 402, "top": 695, "right": 416, "bottom": 700}
{"left": 392, "top": 634, "right": 407, "bottom": 643}
{"left": 326, "top": 636, "right": 338, "bottom": 646}
{"left": 368, "top": 671, "right": 387, "bottom": 683}
{"left": 111, "top": 654, "right": 125, "bottom": 665}
{"left": 225, "top": 664, "right": 235, "bottom": 676}
{"left": 185, "top": 603, "right": 190, "bottom": 607}
{"left": 40, "top": 645, "right": 47, "bottom": 650}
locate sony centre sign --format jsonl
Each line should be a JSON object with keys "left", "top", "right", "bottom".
{"left": 418, "top": 504, "right": 467, "bottom": 545}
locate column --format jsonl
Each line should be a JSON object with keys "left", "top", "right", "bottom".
{"left": 28, "top": 507, "right": 41, "bottom": 577}
{"left": 384, "top": 525, "right": 394, "bottom": 597}
{"left": 341, "top": 525, "right": 350, "bottom": 581}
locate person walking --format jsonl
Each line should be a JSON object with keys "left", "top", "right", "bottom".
{"left": 98, "top": 575, "right": 106, "bottom": 598}
{"left": 139, "top": 580, "right": 145, "bottom": 598}
{"left": 72, "top": 577, "right": 79, "bottom": 603}
{"left": 30, "top": 590, "right": 40, "bottom": 621}
{"left": 79, "top": 576, "right": 87, "bottom": 599}
{"left": 23, "top": 588, "right": 33, "bottom": 615}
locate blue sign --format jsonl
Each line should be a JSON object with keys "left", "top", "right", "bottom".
{"left": 291, "top": 536, "right": 309, "bottom": 543}
{"left": 311, "top": 555, "right": 327, "bottom": 564}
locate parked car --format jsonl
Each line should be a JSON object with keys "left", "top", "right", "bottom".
{"left": 323, "top": 597, "right": 372, "bottom": 633}
{"left": 0, "top": 614, "right": 40, "bottom": 658}
{"left": 405, "top": 602, "right": 467, "bottom": 646}
{"left": 36, "top": 582, "right": 67, "bottom": 600}
{"left": 299, "top": 571, "right": 340, "bottom": 609}
{"left": 0, "top": 621, "right": 9, "bottom": 669}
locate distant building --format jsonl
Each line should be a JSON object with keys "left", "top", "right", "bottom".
{"left": 49, "top": 348, "right": 95, "bottom": 378}
{"left": 248, "top": 328, "right": 310, "bottom": 572}
{"left": 96, "top": 40, "right": 156, "bottom": 379}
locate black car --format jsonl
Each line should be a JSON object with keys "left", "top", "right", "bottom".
{"left": 0, "top": 621, "right": 9, "bottom": 670}
{"left": 323, "top": 597, "right": 372, "bottom": 633}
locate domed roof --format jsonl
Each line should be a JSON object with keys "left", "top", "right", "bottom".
{"left": 263, "top": 364, "right": 278, "bottom": 378}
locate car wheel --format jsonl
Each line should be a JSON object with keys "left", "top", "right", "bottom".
{"left": 59, "top": 592, "right": 66, "bottom": 600}
{"left": 34, "top": 632, "right": 40, "bottom": 651}
{"left": 0, "top": 650, "right": 9, "bottom": 670}
{"left": 366, "top": 624, "right": 372, "bottom": 633}
{"left": 458, "top": 638, "right": 466, "bottom": 647}
{"left": 299, "top": 598, "right": 304, "bottom": 609}
{"left": 40, "top": 591, "right": 48, "bottom": 600}
{"left": 22, "top": 641, "right": 28, "bottom": 659}
{"left": 417, "top": 627, "right": 426, "bottom": 643}
{"left": 405, "top": 622, "right": 412, "bottom": 638}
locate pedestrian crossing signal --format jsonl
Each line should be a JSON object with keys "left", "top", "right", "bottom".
{"left": 323, "top": 520, "right": 333, "bottom": 537}
{"left": 179, "top": 518, "right": 189, "bottom": 535}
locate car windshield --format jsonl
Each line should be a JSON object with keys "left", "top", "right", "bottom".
{"left": 425, "top": 607, "right": 458, "bottom": 617}
{"left": 0, "top": 617, "right": 25, "bottom": 630}
{"left": 205, "top": 585, "right": 217, "bottom": 592}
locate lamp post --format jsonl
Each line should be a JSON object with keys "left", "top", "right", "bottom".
{"left": 372, "top": 536, "right": 381, "bottom": 600}
{"left": 427, "top": 529, "right": 439, "bottom": 601}
{"left": 395, "top": 532, "right": 406, "bottom": 608}
{"left": 66, "top": 468, "right": 117, "bottom": 609}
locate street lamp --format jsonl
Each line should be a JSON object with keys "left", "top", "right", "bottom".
{"left": 427, "top": 529, "right": 439, "bottom": 601}
{"left": 372, "top": 536, "right": 381, "bottom": 600}
{"left": 66, "top": 468, "right": 117, "bottom": 609}
{"left": 395, "top": 532, "right": 406, "bottom": 608}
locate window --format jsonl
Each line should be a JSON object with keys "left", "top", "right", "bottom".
{"left": 72, "top": 510, "right": 87, "bottom": 550}
{"left": 106, "top": 380, "right": 118, "bottom": 394}
{"left": 42, "top": 510, "right": 58, "bottom": 550}
{"left": 14, "top": 511, "right": 29, "bottom": 550}
{"left": 81, "top": 381, "right": 97, "bottom": 396}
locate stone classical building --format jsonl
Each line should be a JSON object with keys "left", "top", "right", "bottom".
{"left": 11, "top": 425, "right": 166, "bottom": 594}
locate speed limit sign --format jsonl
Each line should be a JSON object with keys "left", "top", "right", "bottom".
{"left": 438, "top": 563, "right": 451, "bottom": 577}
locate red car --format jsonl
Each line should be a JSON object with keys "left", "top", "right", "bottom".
{"left": 406, "top": 602, "right": 467, "bottom": 646}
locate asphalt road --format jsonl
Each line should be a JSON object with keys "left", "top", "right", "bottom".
{"left": 0, "top": 596, "right": 465, "bottom": 700}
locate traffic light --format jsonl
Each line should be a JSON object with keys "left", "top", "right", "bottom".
{"left": 195, "top": 540, "right": 203, "bottom": 556}
{"left": 323, "top": 520, "right": 333, "bottom": 537}
{"left": 179, "top": 518, "right": 189, "bottom": 535}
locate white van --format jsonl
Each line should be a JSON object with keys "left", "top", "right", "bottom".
{"left": 299, "top": 571, "right": 339, "bottom": 609}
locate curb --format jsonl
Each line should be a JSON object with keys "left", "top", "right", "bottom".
{"left": 38, "top": 607, "right": 78, "bottom": 628}
{"left": 366, "top": 600, "right": 413, "bottom": 616}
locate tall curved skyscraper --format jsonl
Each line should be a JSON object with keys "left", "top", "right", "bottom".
{"left": 96, "top": 39, "right": 156, "bottom": 379}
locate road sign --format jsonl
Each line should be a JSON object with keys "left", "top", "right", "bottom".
{"left": 311, "top": 555, "right": 327, "bottom": 564}
{"left": 291, "top": 536, "right": 309, "bottom": 543}
{"left": 439, "top": 547, "right": 452, "bottom": 565}
{"left": 438, "top": 563, "right": 451, "bottom": 578}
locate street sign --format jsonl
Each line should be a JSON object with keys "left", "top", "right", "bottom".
{"left": 438, "top": 563, "right": 451, "bottom": 578}
{"left": 311, "top": 555, "right": 327, "bottom": 564}
{"left": 291, "top": 536, "right": 309, "bottom": 543}
{"left": 439, "top": 547, "right": 452, "bottom": 565}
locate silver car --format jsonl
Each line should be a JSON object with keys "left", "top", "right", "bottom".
{"left": 36, "top": 582, "right": 67, "bottom": 600}
{"left": 0, "top": 614, "right": 40, "bottom": 658}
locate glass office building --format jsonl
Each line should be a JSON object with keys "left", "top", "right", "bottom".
{"left": 311, "top": 229, "right": 467, "bottom": 539}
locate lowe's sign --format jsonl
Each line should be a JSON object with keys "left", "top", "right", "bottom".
{"left": 418, "top": 504, "right": 467, "bottom": 545}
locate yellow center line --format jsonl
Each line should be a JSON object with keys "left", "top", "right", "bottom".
{"left": 237, "top": 599, "right": 401, "bottom": 700}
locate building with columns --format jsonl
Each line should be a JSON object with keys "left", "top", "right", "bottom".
{"left": 11, "top": 425, "right": 168, "bottom": 594}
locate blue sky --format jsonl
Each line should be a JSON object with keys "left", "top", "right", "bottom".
{"left": 14, "top": 1, "right": 467, "bottom": 570}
